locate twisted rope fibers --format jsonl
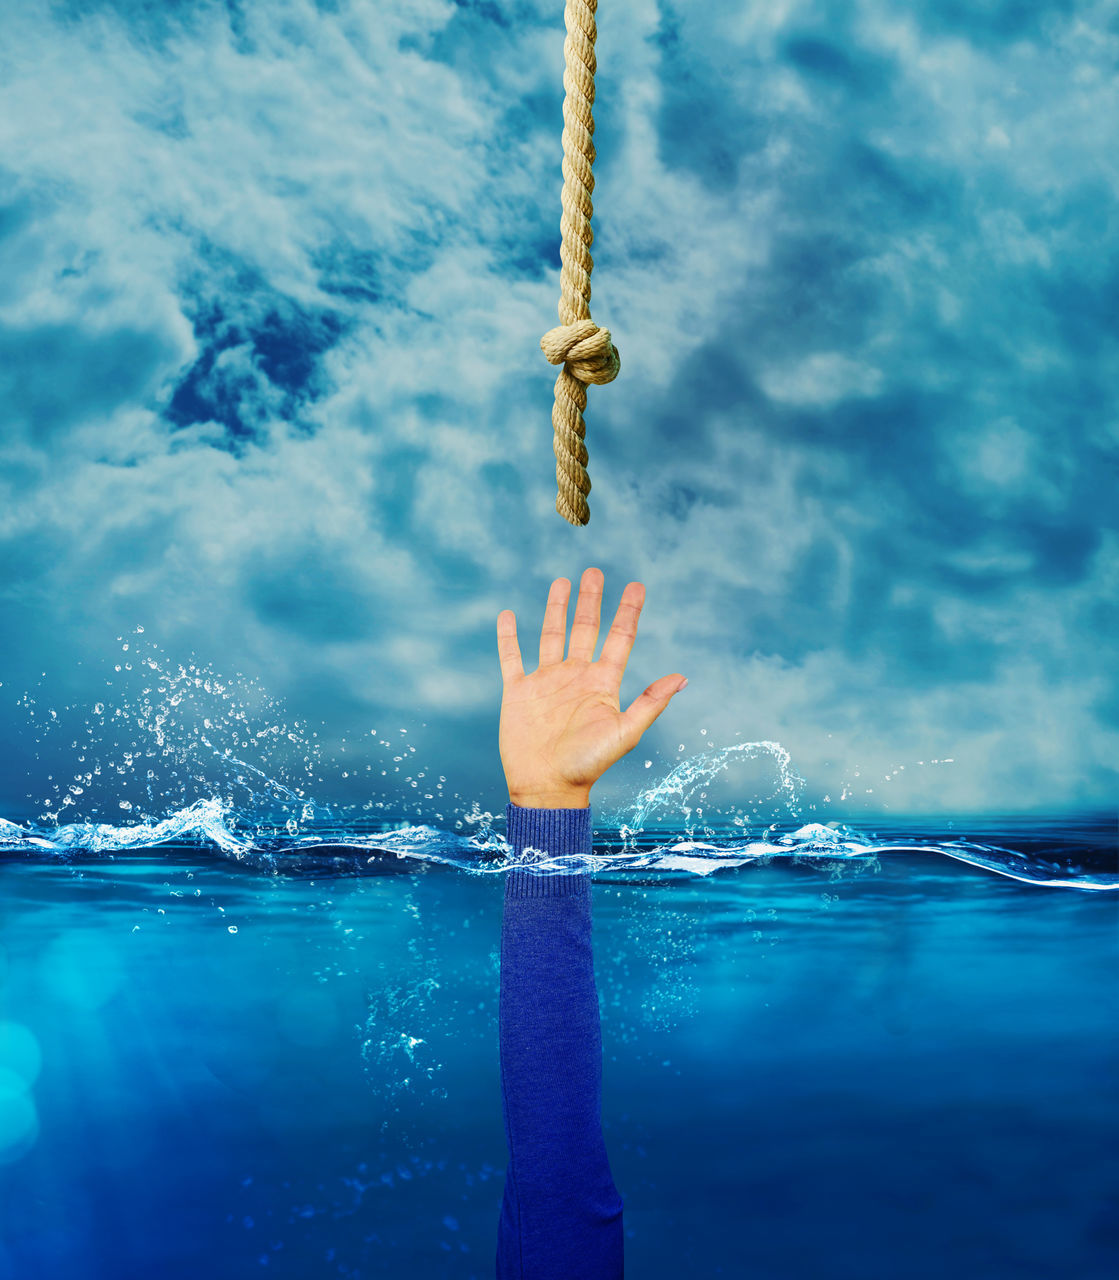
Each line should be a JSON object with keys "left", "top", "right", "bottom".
{"left": 540, "top": 0, "right": 620, "bottom": 527}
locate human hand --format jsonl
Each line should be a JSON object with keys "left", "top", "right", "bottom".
{"left": 496, "top": 567, "right": 687, "bottom": 808}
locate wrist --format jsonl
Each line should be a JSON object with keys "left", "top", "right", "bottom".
{"left": 508, "top": 788, "right": 591, "bottom": 809}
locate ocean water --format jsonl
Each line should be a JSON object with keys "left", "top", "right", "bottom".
{"left": 1, "top": 642, "right": 1117, "bottom": 1278}
{"left": 2, "top": 807, "right": 1117, "bottom": 1280}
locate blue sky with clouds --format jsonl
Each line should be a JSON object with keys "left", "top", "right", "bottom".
{"left": 1, "top": 0, "right": 1117, "bottom": 822}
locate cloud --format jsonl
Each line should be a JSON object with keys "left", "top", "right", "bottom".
{"left": 758, "top": 352, "right": 884, "bottom": 406}
{"left": 0, "top": 0, "right": 1116, "bottom": 820}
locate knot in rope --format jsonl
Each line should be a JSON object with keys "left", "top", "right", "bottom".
{"left": 540, "top": 0, "right": 616, "bottom": 527}
{"left": 540, "top": 319, "right": 620, "bottom": 385}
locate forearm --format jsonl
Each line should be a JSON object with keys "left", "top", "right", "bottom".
{"left": 497, "top": 803, "right": 623, "bottom": 1279}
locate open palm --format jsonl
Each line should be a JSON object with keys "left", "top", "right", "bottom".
{"left": 496, "top": 567, "right": 687, "bottom": 808}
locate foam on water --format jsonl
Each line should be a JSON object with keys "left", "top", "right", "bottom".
{"left": 2, "top": 631, "right": 1115, "bottom": 891}
{"left": 1, "top": 799, "right": 1116, "bottom": 891}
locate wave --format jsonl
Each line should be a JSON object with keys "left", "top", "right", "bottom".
{"left": 6, "top": 635, "right": 1114, "bottom": 892}
{"left": 1, "top": 797, "right": 1115, "bottom": 891}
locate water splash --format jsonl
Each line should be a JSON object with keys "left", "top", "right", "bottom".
{"left": 4, "top": 631, "right": 1115, "bottom": 891}
{"left": 14, "top": 626, "right": 328, "bottom": 831}
{"left": 10, "top": 627, "right": 464, "bottom": 838}
{"left": 1, "top": 801, "right": 1116, "bottom": 891}
{"left": 612, "top": 738, "right": 805, "bottom": 842}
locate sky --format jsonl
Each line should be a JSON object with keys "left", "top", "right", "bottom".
{"left": 0, "top": 0, "right": 1117, "bottom": 824}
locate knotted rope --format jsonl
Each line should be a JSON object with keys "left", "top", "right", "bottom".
{"left": 540, "top": 0, "right": 619, "bottom": 527}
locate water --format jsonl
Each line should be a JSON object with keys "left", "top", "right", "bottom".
{"left": 1, "top": 639, "right": 1117, "bottom": 1277}
{"left": 2, "top": 809, "right": 1116, "bottom": 1279}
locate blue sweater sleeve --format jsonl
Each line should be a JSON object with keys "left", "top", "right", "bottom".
{"left": 496, "top": 803, "right": 624, "bottom": 1279}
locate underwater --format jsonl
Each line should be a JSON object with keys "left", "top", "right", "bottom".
{"left": 1, "top": 637, "right": 1116, "bottom": 1278}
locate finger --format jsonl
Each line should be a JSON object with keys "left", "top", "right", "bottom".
{"left": 598, "top": 580, "right": 645, "bottom": 682}
{"left": 538, "top": 577, "right": 571, "bottom": 668}
{"left": 566, "top": 565, "right": 605, "bottom": 663}
{"left": 618, "top": 673, "right": 687, "bottom": 751}
{"left": 496, "top": 610, "right": 524, "bottom": 682}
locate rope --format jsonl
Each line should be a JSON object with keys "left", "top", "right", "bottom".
{"left": 540, "top": 0, "right": 620, "bottom": 528}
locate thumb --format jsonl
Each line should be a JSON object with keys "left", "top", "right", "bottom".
{"left": 619, "top": 673, "right": 687, "bottom": 749}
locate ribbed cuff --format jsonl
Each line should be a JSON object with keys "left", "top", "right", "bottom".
{"left": 506, "top": 802, "right": 592, "bottom": 858}
{"left": 505, "top": 802, "right": 593, "bottom": 896}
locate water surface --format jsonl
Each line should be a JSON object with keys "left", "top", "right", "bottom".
{"left": 2, "top": 809, "right": 1116, "bottom": 1279}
